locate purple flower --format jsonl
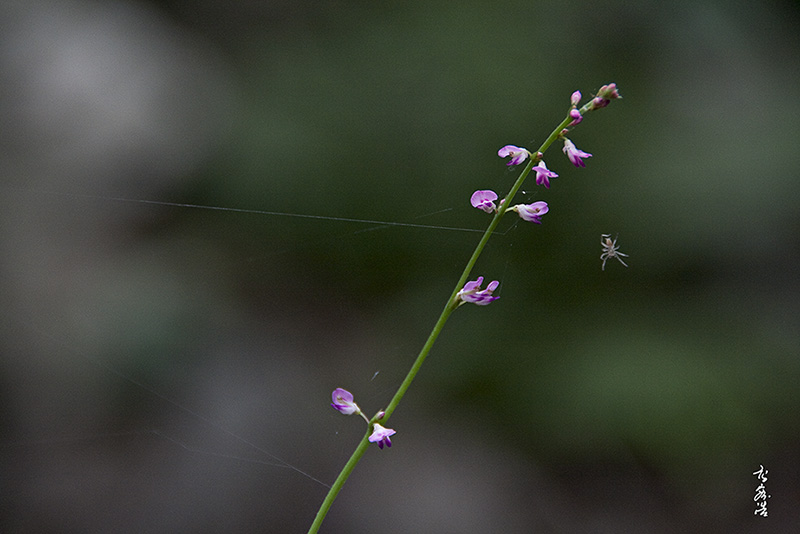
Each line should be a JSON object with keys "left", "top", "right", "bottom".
{"left": 568, "top": 108, "right": 583, "bottom": 126}
{"left": 562, "top": 139, "right": 592, "bottom": 167}
{"left": 456, "top": 276, "right": 500, "bottom": 306}
{"left": 510, "top": 201, "right": 549, "bottom": 224}
{"left": 497, "top": 145, "right": 531, "bottom": 166}
{"left": 531, "top": 161, "right": 558, "bottom": 188}
{"left": 591, "top": 96, "right": 609, "bottom": 109}
{"left": 331, "top": 388, "right": 360, "bottom": 415}
{"left": 570, "top": 90, "right": 582, "bottom": 107}
{"left": 597, "top": 83, "right": 621, "bottom": 101}
{"left": 470, "top": 190, "right": 499, "bottom": 213}
{"left": 590, "top": 83, "right": 621, "bottom": 110}
{"left": 369, "top": 423, "right": 396, "bottom": 449}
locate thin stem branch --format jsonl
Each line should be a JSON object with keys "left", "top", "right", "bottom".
{"left": 308, "top": 111, "right": 574, "bottom": 534}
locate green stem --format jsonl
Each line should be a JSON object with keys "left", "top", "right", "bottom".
{"left": 308, "top": 432, "right": 371, "bottom": 533}
{"left": 308, "top": 111, "right": 574, "bottom": 534}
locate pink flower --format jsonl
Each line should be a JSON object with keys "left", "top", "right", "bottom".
{"left": 456, "top": 276, "right": 500, "bottom": 306}
{"left": 597, "top": 83, "right": 621, "bottom": 101}
{"left": 531, "top": 161, "right": 558, "bottom": 188}
{"left": 331, "top": 388, "right": 360, "bottom": 415}
{"left": 497, "top": 145, "right": 531, "bottom": 166}
{"left": 562, "top": 139, "right": 592, "bottom": 167}
{"left": 510, "top": 201, "right": 549, "bottom": 224}
{"left": 568, "top": 108, "right": 583, "bottom": 126}
{"left": 590, "top": 83, "right": 621, "bottom": 110}
{"left": 570, "top": 90, "right": 582, "bottom": 107}
{"left": 470, "top": 190, "right": 499, "bottom": 213}
{"left": 369, "top": 423, "right": 396, "bottom": 449}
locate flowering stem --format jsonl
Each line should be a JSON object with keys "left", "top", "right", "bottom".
{"left": 383, "top": 114, "right": 573, "bottom": 419}
{"left": 308, "top": 112, "right": 574, "bottom": 534}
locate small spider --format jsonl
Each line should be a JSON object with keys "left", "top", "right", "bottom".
{"left": 600, "top": 234, "right": 629, "bottom": 270}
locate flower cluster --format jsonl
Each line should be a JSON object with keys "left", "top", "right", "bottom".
{"left": 470, "top": 191, "right": 551, "bottom": 225}
{"left": 471, "top": 86, "right": 621, "bottom": 223}
{"left": 328, "top": 85, "right": 621, "bottom": 455}
{"left": 331, "top": 388, "right": 397, "bottom": 449}
{"left": 568, "top": 90, "right": 583, "bottom": 126}
{"left": 589, "top": 83, "right": 621, "bottom": 110}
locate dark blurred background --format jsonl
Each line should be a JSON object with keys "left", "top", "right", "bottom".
{"left": 1, "top": 0, "right": 799, "bottom": 532}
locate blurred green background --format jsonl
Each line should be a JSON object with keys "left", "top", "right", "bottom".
{"left": 1, "top": 0, "right": 798, "bottom": 532}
